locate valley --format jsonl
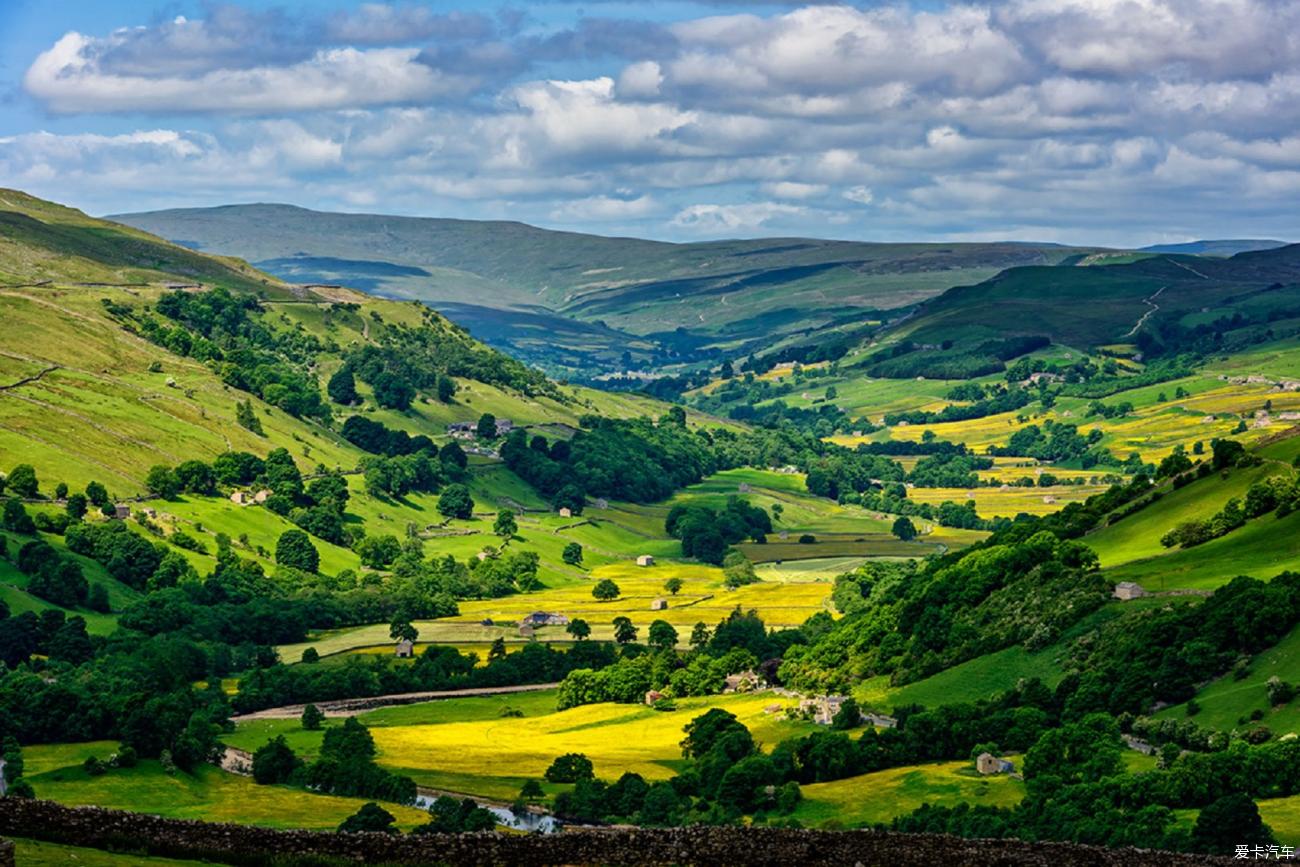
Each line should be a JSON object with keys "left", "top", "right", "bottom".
{"left": 2, "top": 188, "right": 1300, "bottom": 861}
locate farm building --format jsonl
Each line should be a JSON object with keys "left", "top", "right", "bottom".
{"left": 723, "top": 670, "right": 764, "bottom": 694}
{"left": 495, "top": 418, "right": 514, "bottom": 436}
{"left": 253, "top": 489, "right": 272, "bottom": 504}
{"left": 864, "top": 712, "right": 898, "bottom": 729}
{"left": 650, "top": 598, "right": 668, "bottom": 611}
{"left": 230, "top": 491, "right": 250, "bottom": 505}
{"left": 593, "top": 498, "right": 609, "bottom": 510}
{"left": 395, "top": 639, "right": 414, "bottom": 658}
{"left": 636, "top": 554, "right": 655, "bottom": 567}
{"left": 518, "top": 624, "right": 535, "bottom": 638}
{"left": 142, "top": 507, "right": 158, "bottom": 519}
{"left": 447, "top": 421, "right": 476, "bottom": 439}
{"left": 1113, "top": 581, "right": 1149, "bottom": 601}
{"left": 644, "top": 690, "right": 664, "bottom": 706}
{"left": 976, "top": 753, "right": 1015, "bottom": 775}
{"left": 522, "top": 612, "right": 570, "bottom": 627}
{"left": 558, "top": 507, "right": 572, "bottom": 518}
{"left": 112, "top": 504, "right": 131, "bottom": 519}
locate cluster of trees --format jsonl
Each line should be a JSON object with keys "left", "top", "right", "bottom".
{"left": 140, "top": 289, "right": 330, "bottom": 421}
{"left": 252, "top": 717, "right": 416, "bottom": 804}
{"left": 502, "top": 412, "right": 716, "bottom": 506}
{"left": 665, "top": 497, "right": 772, "bottom": 564}
{"left": 884, "top": 387, "right": 1034, "bottom": 427}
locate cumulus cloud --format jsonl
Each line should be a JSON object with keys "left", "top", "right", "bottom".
{"left": 10, "top": 0, "right": 1300, "bottom": 243}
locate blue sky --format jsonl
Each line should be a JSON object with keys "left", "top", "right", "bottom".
{"left": 2, "top": 0, "right": 1299, "bottom": 246}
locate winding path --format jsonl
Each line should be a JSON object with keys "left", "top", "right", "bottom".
{"left": 1124, "top": 285, "right": 1166, "bottom": 338}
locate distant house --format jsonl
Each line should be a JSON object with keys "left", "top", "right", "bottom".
{"left": 558, "top": 507, "right": 573, "bottom": 518}
{"left": 644, "top": 690, "right": 664, "bottom": 706}
{"left": 864, "top": 712, "right": 898, "bottom": 729}
{"left": 522, "top": 612, "right": 570, "bottom": 628}
{"left": 253, "top": 489, "right": 272, "bottom": 504}
{"left": 230, "top": 491, "right": 250, "bottom": 506}
{"left": 1113, "top": 581, "right": 1149, "bottom": 601}
{"left": 976, "top": 752, "right": 1014, "bottom": 775}
{"left": 1042, "top": 495, "right": 1057, "bottom": 504}
{"left": 395, "top": 638, "right": 414, "bottom": 658}
{"left": 518, "top": 624, "right": 535, "bottom": 638}
{"left": 738, "top": 483, "right": 752, "bottom": 493}
{"left": 592, "top": 498, "right": 609, "bottom": 510}
{"left": 650, "top": 598, "right": 668, "bottom": 611}
{"left": 495, "top": 418, "right": 514, "bottom": 436}
{"left": 112, "top": 504, "right": 131, "bottom": 519}
{"left": 447, "top": 421, "right": 477, "bottom": 439}
{"left": 142, "top": 507, "right": 158, "bottom": 519}
{"left": 723, "top": 670, "right": 764, "bottom": 694}
{"left": 636, "top": 555, "right": 655, "bottom": 567}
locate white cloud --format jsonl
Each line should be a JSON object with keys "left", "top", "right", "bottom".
{"left": 842, "top": 186, "right": 874, "bottom": 204}
{"left": 762, "top": 181, "right": 827, "bottom": 199}
{"left": 617, "top": 61, "right": 664, "bottom": 99}
{"left": 670, "top": 202, "right": 807, "bottom": 233}
{"left": 551, "top": 194, "right": 659, "bottom": 221}
{"left": 25, "top": 34, "right": 470, "bottom": 113}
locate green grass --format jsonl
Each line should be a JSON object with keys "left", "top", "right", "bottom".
{"left": 1086, "top": 461, "right": 1292, "bottom": 569}
{"left": 1156, "top": 623, "right": 1300, "bottom": 736}
{"left": 789, "top": 759, "right": 1025, "bottom": 828}
{"left": 24, "top": 746, "right": 431, "bottom": 830}
{"left": 11, "top": 838, "right": 208, "bottom": 866}
{"left": 1260, "top": 794, "right": 1300, "bottom": 845}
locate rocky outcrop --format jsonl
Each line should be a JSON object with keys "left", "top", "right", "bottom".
{"left": 0, "top": 798, "right": 1237, "bottom": 866}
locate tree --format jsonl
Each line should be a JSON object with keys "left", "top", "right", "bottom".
{"left": 275, "top": 529, "right": 320, "bottom": 573}
{"left": 327, "top": 366, "right": 359, "bottom": 405}
{"left": 566, "top": 618, "right": 591, "bottom": 641}
{"left": 251, "top": 736, "right": 301, "bottom": 784}
{"left": 520, "top": 779, "right": 544, "bottom": 802}
{"left": 648, "top": 619, "right": 679, "bottom": 652}
{"left": 6, "top": 465, "right": 38, "bottom": 498}
{"left": 301, "top": 647, "right": 320, "bottom": 664}
{"left": 437, "top": 483, "right": 474, "bottom": 520}
{"left": 831, "top": 697, "right": 861, "bottom": 730}
{"left": 689, "top": 622, "right": 712, "bottom": 650}
{"left": 476, "top": 413, "right": 498, "bottom": 440}
{"left": 545, "top": 753, "right": 594, "bottom": 783}
{"left": 436, "top": 375, "right": 456, "bottom": 403}
{"left": 235, "top": 398, "right": 264, "bottom": 435}
{"left": 389, "top": 615, "right": 419, "bottom": 643}
{"left": 301, "top": 704, "right": 325, "bottom": 731}
{"left": 175, "top": 460, "right": 216, "bottom": 495}
{"left": 613, "top": 616, "right": 638, "bottom": 645}
{"left": 562, "top": 542, "right": 583, "bottom": 566}
{"left": 145, "top": 465, "right": 182, "bottom": 499}
{"left": 338, "top": 802, "right": 398, "bottom": 834}
{"left": 494, "top": 509, "right": 517, "bottom": 539}
{"left": 65, "top": 492, "right": 88, "bottom": 520}
{"left": 2, "top": 499, "right": 36, "bottom": 534}
{"left": 85, "top": 481, "right": 109, "bottom": 507}
{"left": 664, "top": 577, "right": 684, "bottom": 596}
{"left": 593, "top": 579, "right": 621, "bottom": 601}
{"left": 86, "top": 583, "right": 110, "bottom": 613}
{"left": 891, "top": 516, "right": 917, "bottom": 542}
{"left": 1193, "top": 793, "right": 1274, "bottom": 852}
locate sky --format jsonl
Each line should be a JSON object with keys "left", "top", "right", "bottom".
{"left": 1, "top": 0, "right": 1298, "bottom": 246}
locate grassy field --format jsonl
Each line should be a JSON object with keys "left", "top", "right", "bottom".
{"left": 1085, "top": 461, "right": 1291, "bottom": 569}
{"left": 1260, "top": 794, "right": 1300, "bottom": 846}
{"left": 905, "top": 485, "right": 1106, "bottom": 518}
{"left": 227, "top": 691, "right": 821, "bottom": 802}
{"left": 22, "top": 743, "right": 431, "bottom": 830}
{"left": 11, "top": 838, "right": 208, "bottom": 867}
{"left": 1155, "top": 623, "right": 1300, "bottom": 736}
{"left": 789, "top": 759, "right": 1025, "bottom": 829}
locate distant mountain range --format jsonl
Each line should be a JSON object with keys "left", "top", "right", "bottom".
{"left": 112, "top": 204, "right": 1095, "bottom": 377}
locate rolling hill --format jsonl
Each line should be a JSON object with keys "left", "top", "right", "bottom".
{"left": 112, "top": 203, "right": 1097, "bottom": 376}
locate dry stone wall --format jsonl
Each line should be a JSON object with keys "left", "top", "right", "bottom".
{"left": 0, "top": 798, "right": 1237, "bottom": 866}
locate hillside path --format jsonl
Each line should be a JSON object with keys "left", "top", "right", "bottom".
{"left": 229, "top": 681, "right": 561, "bottom": 721}
{"left": 1124, "top": 285, "right": 1166, "bottom": 338}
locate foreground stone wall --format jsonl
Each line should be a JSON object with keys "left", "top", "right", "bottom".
{"left": 0, "top": 837, "right": 13, "bottom": 867}
{"left": 0, "top": 798, "right": 1237, "bottom": 866}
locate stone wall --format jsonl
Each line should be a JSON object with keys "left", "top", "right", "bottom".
{"left": 0, "top": 798, "right": 1238, "bottom": 867}
{"left": 0, "top": 837, "right": 13, "bottom": 867}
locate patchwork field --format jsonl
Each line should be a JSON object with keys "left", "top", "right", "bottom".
{"left": 227, "top": 691, "right": 822, "bottom": 802}
{"left": 790, "top": 760, "right": 1025, "bottom": 829}
{"left": 20, "top": 741, "right": 431, "bottom": 830}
